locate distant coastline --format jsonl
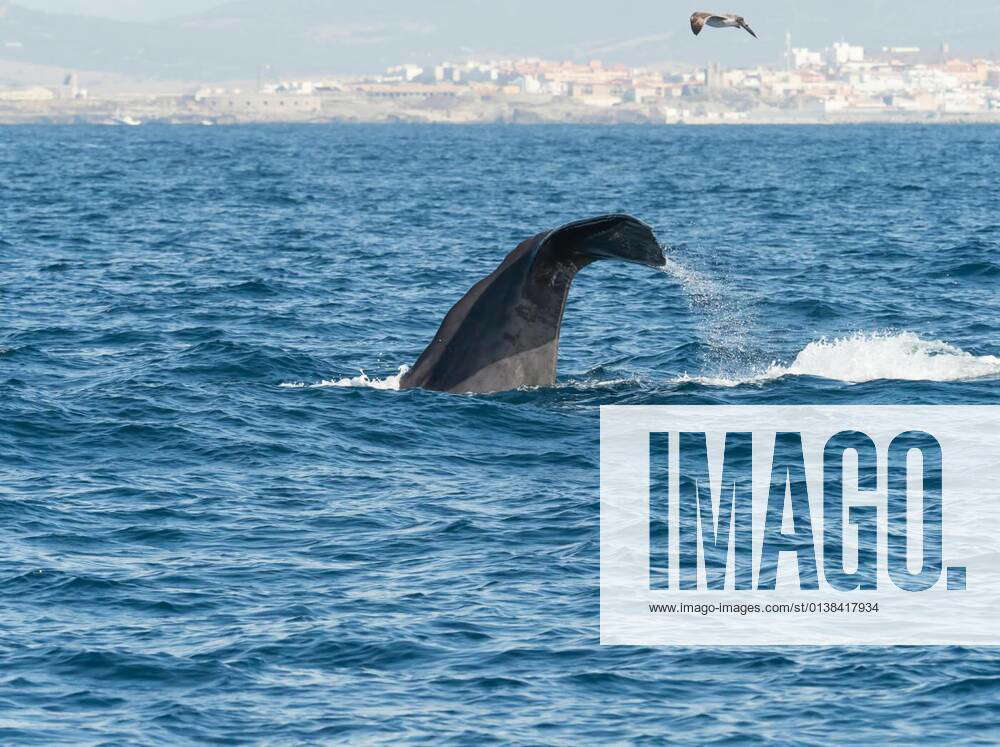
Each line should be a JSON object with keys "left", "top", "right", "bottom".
{"left": 3, "top": 93, "right": 1000, "bottom": 126}
{"left": 3, "top": 45, "right": 999, "bottom": 127}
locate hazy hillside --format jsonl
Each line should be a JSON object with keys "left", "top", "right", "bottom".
{"left": 0, "top": 0, "right": 997, "bottom": 80}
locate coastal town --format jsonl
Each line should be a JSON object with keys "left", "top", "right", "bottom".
{"left": 2, "top": 38, "right": 999, "bottom": 125}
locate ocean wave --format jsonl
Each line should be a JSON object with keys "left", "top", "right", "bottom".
{"left": 932, "top": 260, "right": 1000, "bottom": 279}
{"left": 280, "top": 366, "right": 410, "bottom": 391}
{"left": 679, "top": 331, "right": 1000, "bottom": 387}
{"left": 295, "top": 333, "right": 1000, "bottom": 393}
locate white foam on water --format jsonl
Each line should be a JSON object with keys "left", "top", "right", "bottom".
{"left": 281, "top": 337, "right": 999, "bottom": 392}
{"left": 677, "top": 332, "right": 1000, "bottom": 387}
{"left": 281, "top": 365, "right": 409, "bottom": 391}
{"left": 556, "top": 376, "right": 642, "bottom": 391}
{"left": 674, "top": 370, "right": 780, "bottom": 388}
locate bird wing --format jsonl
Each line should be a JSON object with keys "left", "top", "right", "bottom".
{"left": 690, "top": 12, "right": 711, "bottom": 35}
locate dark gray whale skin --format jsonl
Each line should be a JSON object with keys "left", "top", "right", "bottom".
{"left": 399, "top": 214, "right": 666, "bottom": 394}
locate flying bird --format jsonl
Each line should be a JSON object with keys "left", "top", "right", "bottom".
{"left": 690, "top": 12, "right": 758, "bottom": 39}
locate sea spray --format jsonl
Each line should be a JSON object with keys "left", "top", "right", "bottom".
{"left": 659, "top": 254, "right": 760, "bottom": 375}
{"left": 676, "top": 331, "right": 1000, "bottom": 386}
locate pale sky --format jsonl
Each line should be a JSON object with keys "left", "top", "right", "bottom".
{"left": 14, "top": 1, "right": 1000, "bottom": 52}
{"left": 7, "top": 0, "right": 999, "bottom": 77}
{"left": 15, "top": 0, "right": 226, "bottom": 20}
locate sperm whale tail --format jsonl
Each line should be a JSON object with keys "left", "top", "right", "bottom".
{"left": 400, "top": 214, "right": 666, "bottom": 394}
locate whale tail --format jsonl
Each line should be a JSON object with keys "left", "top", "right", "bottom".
{"left": 540, "top": 214, "right": 666, "bottom": 269}
{"left": 400, "top": 215, "right": 665, "bottom": 394}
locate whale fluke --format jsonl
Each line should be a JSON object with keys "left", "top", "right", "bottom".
{"left": 400, "top": 214, "right": 665, "bottom": 394}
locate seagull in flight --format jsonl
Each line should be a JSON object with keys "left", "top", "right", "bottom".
{"left": 690, "top": 12, "right": 758, "bottom": 39}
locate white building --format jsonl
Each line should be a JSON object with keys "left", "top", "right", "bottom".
{"left": 820, "top": 96, "right": 848, "bottom": 112}
{"left": 276, "top": 80, "right": 315, "bottom": 95}
{"left": 515, "top": 75, "right": 543, "bottom": 94}
{"left": 828, "top": 42, "right": 865, "bottom": 66}
{"left": 434, "top": 65, "right": 462, "bottom": 83}
{"left": 791, "top": 48, "right": 823, "bottom": 68}
{"left": 385, "top": 64, "right": 423, "bottom": 82}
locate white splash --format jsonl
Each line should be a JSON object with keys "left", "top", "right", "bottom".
{"left": 659, "top": 257, "right": 722, "bottom": 308}
{"left": 281, "top": 365, "right": 409, "bottom": 391}
{"left": 660, "top": 255, "right": 758, "bottom": 367}
{"left": 781, "top": 332, "right": 1000, "bottom": 382}
{"left": 677, "top": 332, "right": 1000, "bottom": 387}
{"left": 674, "top": 370, "right": 779, "bottom": 388}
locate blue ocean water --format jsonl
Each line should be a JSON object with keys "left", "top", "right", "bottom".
{"left": 2, "top": 123, "right": 1000, "bottom": 743}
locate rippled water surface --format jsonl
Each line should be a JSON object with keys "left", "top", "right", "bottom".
{"left": 2, "top": 124, "right": 1000, "bottom": 743}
